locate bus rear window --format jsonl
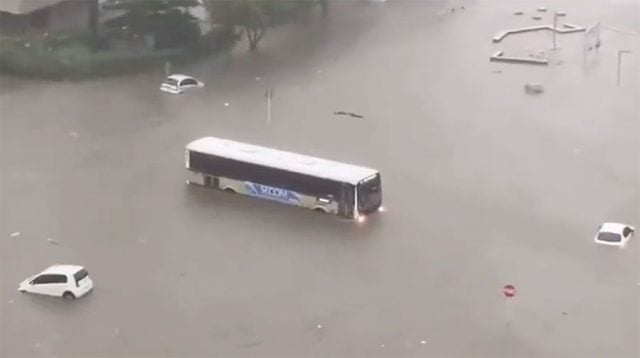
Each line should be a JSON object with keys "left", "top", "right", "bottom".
{"left": 358, "top": 173, "right": 382, "bottom": 214}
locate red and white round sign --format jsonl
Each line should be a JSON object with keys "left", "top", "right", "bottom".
{"left": 503, "top": 284, "right": 516, "bottom": 298}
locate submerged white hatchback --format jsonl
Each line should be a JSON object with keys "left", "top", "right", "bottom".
{"left": 594, "top": 222, "right": 635, "bottom": 247}
{"left": 160, "top": 74, "right": 204, "bottom": 94}
{"left": 18, "top": 265, "right": 93, "bottom": 300}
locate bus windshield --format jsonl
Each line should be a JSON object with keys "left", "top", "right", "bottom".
{"left": 358, "top": 173, "right": 382, "bottom": 214}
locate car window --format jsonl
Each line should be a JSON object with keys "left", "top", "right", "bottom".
{"left": 597, "top": 232, "right": 621, "bottom": 242}
{"left": 181, "top": 78, "right": 197, "bottom": 86}
{"left": 50, "top": 274, "right": 67, "bottom": 284}
{"left": 74, "top": 269, "right": 89, "bottom": 285}
{"left": 165, "top": 78, "right": 179, "bottom": 86}
{"left": 623, "top": 227, "right": 631, "bottom": 237}
{"left": 33, "top": 274, "right": 55, "bottom": 284}
{"left": 33, "top": 273, "right": 68, "bottom": 284}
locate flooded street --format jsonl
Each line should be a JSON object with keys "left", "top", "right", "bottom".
{"left": 1, "top": 0, "right": 638, "bottom": 357}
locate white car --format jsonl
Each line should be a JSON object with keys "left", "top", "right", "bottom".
{"left": 594, "top": 222, "right": 635, "bottom": 247}
{"left": 18, "top": 265, "right": 93, "bottom": 300}
{"left": 160, "top": 74, "right": 204, "bottom": 94}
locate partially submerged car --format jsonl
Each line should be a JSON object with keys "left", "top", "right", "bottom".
{"left": 160, "top": 74, "right": 204, "bottom": 94}
{"left": 594, "top": 222, "right": 635, "bottom": 247}
{"left": 18, "top": 265, "right": 93, "bottom": 300}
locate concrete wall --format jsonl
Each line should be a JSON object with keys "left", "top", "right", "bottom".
{"left": 0, "top": 0, "right": 89, "bottom": 36}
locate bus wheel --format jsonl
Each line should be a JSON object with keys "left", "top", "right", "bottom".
{"left": 223, "top": 187, "right": 236, "bottom": 194}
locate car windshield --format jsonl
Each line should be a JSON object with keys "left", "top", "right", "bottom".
{"left": 358, "top": 173, "right": 382, "bottom": 214}
{"left": 165, "top": 78, "right": 179, "bottom": 86}
{"left": 597, "top": 232, "right": 621, "bottom": 242}
{"left": 74, "top": 269, "right": 89, "bottom": 285}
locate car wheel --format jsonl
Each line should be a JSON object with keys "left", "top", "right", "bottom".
{"left": 223, "top": 187, "right": 236, "bottom": 194}
{"left": 63, "top": 291, "right": 76, "bottom": 300}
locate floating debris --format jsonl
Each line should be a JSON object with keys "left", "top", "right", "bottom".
{"left": 561, "top": 311, "right": 567, "bottom": 315}
{"left": 317, "top": 69, "right": 323, "bottom": 73}
{"left": 514, "top": 11, "right": 524, "bottom": 15}
{"left": 537, "top": 7, "right": 547, "bottom": 12}
{"left": 10, "top": 232, "right": 20, "bottom": 237}
{"left": 238, "top": 341, "right": 262, "bottom": 349}
{"left": 380, "top": 344, "right": 385, "bottom": 348}
{"left": 255, "top": 77, "right": 261, "bottom": 81}
{"left": 8, "top": 299, "right": 13, "bottom": 304}
{"left": 492, "top": 22, "right": 587, "bottom": 43}
{"left": 69, "top": 131, "right": 79, "bottom": 138}
{"left": 490, "top": 50, "right": 549, "bottom": 66}
{"left": 115, "top": 328, "right": 120, "bottom": 336}
{"left": 524, "top": 83, "right": 545, "bottom": 94}
{"left": 420, "top": 340, "right": 427, "bottom": 345}
{"left": 491, "top": 69, "right": 503, "bottom": 74}
{"left": 46, "top": 238, "right": 60, "bottom": 245}
{"left": 557, "top": 11, "right": 566, "bottom": 16}
{"left": 532, "top": 16, "right": 542, "bottom": 20}
{"left": 334, "top": 111, "right": 365, "bottom": 119}
{"left": 224, "top": 102, "right": 230, "bottom": 107}
{"left": 316, "top": 324, "right": 323, "bottom": 329}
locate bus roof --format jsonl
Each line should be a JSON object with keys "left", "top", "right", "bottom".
{"left": 186, "top": 137, "right": 378, "bottom": 185}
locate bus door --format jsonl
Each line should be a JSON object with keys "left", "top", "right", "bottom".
{"left": 340, "top": 183, "right": 355, "bottom": 218}
{"left": 204, "top": 175, "right": 219, "bottom": 188}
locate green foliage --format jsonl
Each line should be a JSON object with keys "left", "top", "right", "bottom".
{"left": 205, "top": 0, "right": 321, "bottom": 51}
{"left": 206, "top": 0, "right": 317, "bottom": 27}
{"left": 103, "top": 0, "right": 202, "bottom": 50}
{"left": 0, "top": 29, "right": 237, "bottom": 80}
{"left": 260, "top": 0, "right": 317, "bottom": 26}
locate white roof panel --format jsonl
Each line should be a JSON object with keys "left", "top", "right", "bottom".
{"left": 186, "top": 137, "right": 378, "bottom": 185}
{"left": 43, "top": 265, "right": 84, "bottom": 275}
{"left": 167, "top": 74, "right": 193, "bottom": 81}
{"left": 599, "top": 222, "right": 627, "bottom": 235}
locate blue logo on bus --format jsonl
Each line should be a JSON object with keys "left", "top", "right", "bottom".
{"left": 245, "top": 182, "right": 300, "bottom": 205}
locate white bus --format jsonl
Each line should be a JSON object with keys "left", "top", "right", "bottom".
{"left": 185, "top": 137, "right": 382, "bottom": 221}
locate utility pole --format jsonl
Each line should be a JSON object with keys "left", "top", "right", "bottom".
{"left": 265, "top": 89, "right": 273, "bottom": 124}
{"left": 617, "top": 50, "right": 631, "bottom": 87}
{"left": 503, "top": 285, "right": 517, "bottom": 329}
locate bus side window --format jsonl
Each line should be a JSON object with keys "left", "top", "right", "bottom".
{"left": 255, "top": 165, "right": 283, "bottom": 188}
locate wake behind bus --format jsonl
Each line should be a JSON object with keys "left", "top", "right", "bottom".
{"left": 185, "top": 137, "right": 382, "bottom": 221}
